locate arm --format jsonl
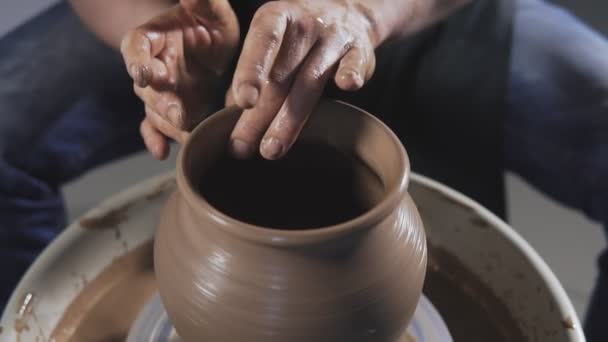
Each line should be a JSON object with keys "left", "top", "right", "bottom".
{"left": 68, "top": 0, "right": 177, "bottom": 49}
{"left": 369, "top": 0, "right": 473, "bottom": 43}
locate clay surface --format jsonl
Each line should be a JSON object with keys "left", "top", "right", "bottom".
{"left": 154, "top": 100, "right": 427, "bottom": 341}
{"left": 48, "top": 240, "right": 526, "bottom": 342}
{"left": 424, "top": 245, "right": 527, "bottom": 341}
{"left": 50, "top": 242, "right": 156, "bottom": 342}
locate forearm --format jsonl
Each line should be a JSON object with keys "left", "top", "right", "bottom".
{"left": 365, "top": 0, "right": 473, "bottom": 44}
{"left": 68, "top": 0, "right": 176, "bottom": 49}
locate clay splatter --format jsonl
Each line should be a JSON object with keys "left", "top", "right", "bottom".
{"left": 79, "top": 204, "right": 133, "bottom": 240}
{"left": 70, "top": 272, "right": 89, "bottom": 290}
{"left": 14, "top": 292, "right": 35, "bottom": 334}
{"left": 561, "top": 316, "right": 575, "bottom": 329}
{"left": 398, "top": 331, "right": 416, "bottom": 341}
{"left": 470, "top": 216, "right": 490, "bottom": 230}
{"left": 79, "top": 204, "right": 131, "bottom": 230}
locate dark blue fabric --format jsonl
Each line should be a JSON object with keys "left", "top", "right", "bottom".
{"left": 0, "top": 0, "right": 607, "bottom": 340}
{"left": 0, "top": 2, "right": 144, "bottom": 308}
{"left": 508, "top": 0, "right": 608, "bottom": 340}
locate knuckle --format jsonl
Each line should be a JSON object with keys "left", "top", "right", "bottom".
{"left": 268, "top": 67, "right": 291, "bottom": 85}
{"left": 257, "top": 1, "right": 287, "bottom": 16}
{"left": 292, "top": 16, "right": 316, "bottom": 38}
{"left": 237, "top": 63, "right": 266, "bottom": 85}
{"left": 303, "top": 68, "right": 325, "bottom": 83}
{"left": 261, "top": 27, "right": 283, "bottom": 46}
{"left": 252, "top": 5, "right": 287, "bottom": 44}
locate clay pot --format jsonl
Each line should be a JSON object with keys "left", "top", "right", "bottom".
{"left": 154, "top": 100, "right": 427, "bottom": 341}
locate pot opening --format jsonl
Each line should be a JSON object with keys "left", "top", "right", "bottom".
{"left": 179, "top": 100, "right": 409, "bottom": 240}
{"left": 197, "top": 139, "right": 386, "bottom": 230}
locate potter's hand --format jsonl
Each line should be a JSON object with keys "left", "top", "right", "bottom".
{"left": 121, "top": 0, "right": 239, "bottom": 160}
{"left": 229, "top": 0, "right": 472, "bottom": 160}
{"left": 228, "top": 0, "right": 376, "bottom": 160}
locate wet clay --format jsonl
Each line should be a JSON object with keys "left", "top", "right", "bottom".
{"left": 200, "top": 141, "right": 385, "bottom": 229}
{"left": 49, "top": 242, "right": 525, "bottom": 342}
{"left": 424, "top": 245, "right": 526, "bottom": 341}
{"left": 50, "top": 242, "right": 156, "bottom": 342}
{"left": 155, "top": 101, "right": 427, "bottom": 341}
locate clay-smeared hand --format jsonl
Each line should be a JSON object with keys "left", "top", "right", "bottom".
{"left": 121, "top": 0, "right": 239, "bottom": 160}
{"left": 228, "top": 0, "right": 379, "bottom": 160}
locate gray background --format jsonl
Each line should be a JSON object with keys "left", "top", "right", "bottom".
{"left": 1, "top": 0, "right": 606, "bottom": 319}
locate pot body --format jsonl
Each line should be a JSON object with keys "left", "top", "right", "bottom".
{"left": 155, "top": 190, "right": 426, "bottom": 342}
{"left": 154, "top": 100, "right": 427, "bottom": 342}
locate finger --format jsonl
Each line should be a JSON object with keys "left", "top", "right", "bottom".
{"left": 228, "top": 82, "right": 288, "bottom": 159}
{"left": 182, "top": 19, "right": 212, "bottom": 54}
{"left": 140, "top": 118, "right": 170, "bottom": 160}
{"left": 225, "top": 86, "right": 236, "bottom": 107}
{"left": 150, "top": 57, "right": 170, "bottom": 87}
{"left": 261, "top": 40, "right": 348, "bottom": 160}
{"left": 134, "top": 85, "right": 186, "bottom": 129}
{"left": 228, "top": 10, "right": 318, "bottom": 159}
{"left": 145, "top": 106, "right": 190, "bottom": 144}
{"left": 180, "top": 0, "right": 234, "bottom": 24}
{"left": 121, "top": 29, "right": 167, "bottom": 87}
{"left": 267, "top": 14, "right": 320, "bottom": 86}
{"left": 231, "top": 2, "right": 289, "bottom": 108}
{"left": 334, "top": 46, "right": 375, "bottom": 91}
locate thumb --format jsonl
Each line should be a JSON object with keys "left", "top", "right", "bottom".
{"left": 180, "top": 0, "right": 233, "bottom": 23}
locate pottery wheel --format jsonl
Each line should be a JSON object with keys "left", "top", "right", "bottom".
{"left": 126, "top": 292, "right": 453, "bottom": 342}
{"left": 3, "top": 172, "right": 582, "bottom": 341}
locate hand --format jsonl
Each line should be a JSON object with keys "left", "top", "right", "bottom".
{"left": 228, "top": 0, "right": 379, "bottom": 160}
{"left": 121, "top": 0, "right": 239, "bottom": 160}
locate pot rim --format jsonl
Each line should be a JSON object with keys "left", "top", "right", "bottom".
{"left": 176, "top": 99, "right": 411, "bottom": 247}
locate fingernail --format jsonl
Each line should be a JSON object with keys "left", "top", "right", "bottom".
{"left": 131, "top": 64, "right": 149, "bottom": 87}
{"left": 260, "top": 137, "right": 283, "bottom": 160}
{"left": 237, "top": 83, "right": 259, "bottom": 108}
{"left": 152, "top": 144, "right": 163, "bottom": 160}
{"left": 230, "top": 139, "right": 254, "bottom": 159}
{"left": 167, "top": 105, "right": 183, "bottom": 127}
{"left": 340, "top": 69, "right": 363, "bottom": 89}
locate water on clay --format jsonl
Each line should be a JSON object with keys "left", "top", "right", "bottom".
{"left": 198, "top": 141, "right": 386, "bottom": 229}
{"left": 50, "top": 242, "right": 156, "bottom": 342}
{"left": 50, "top": 241, "right": 526, "bottom": 341}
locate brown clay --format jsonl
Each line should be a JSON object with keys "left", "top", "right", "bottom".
{"left": 46, "top": 240, "right": 527, "bottom": 342}
{"left": 154, "top": 100, "right": 428, "bottom": 341}
{"left": 50, "top": 241, "right": 156, "bottom": 342}
{"left": 424, "top": 244, "right": 526, "bottom": 341}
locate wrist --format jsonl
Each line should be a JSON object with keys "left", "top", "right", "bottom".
{"left": 361, "top": 0, "right": 473, "bottom": 44}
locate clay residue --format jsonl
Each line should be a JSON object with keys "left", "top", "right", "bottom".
{"left": 78, "top": 178, "right": 175, "bottom": 238}
{"left": 470, "top": 216, "right": 490, "bottom": 230}
{"left": 398, "top": 331, "right": 416, "bottom": 342}
{"left": 79, "top": 204, "right": 131, "bottom": 233}
{"left": 51, "top": 241, "right": 156, "bottom": 342}
{"left": 424, "top": 244, "right": 526, "bottom": 341}
{"left": 562, "top": 316, "right": 575, "bottom": 329}
{"left": 13, "top": 292, "right": 37, "bottom": 342}
{"left": 70, "top": 272, "right": 89, "bottom": 290}
{"left": 14, "top": 292, "right": 35, "bottom": 333}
